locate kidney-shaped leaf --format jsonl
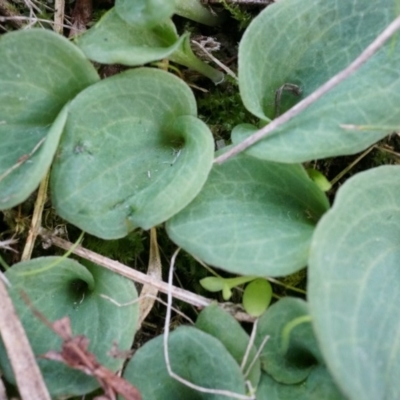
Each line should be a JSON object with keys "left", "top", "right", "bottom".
{"left": 51, "top": 68, "right": 214, "bottom": 239}
{"left": 308, "top": 166, "right": 400, "bottom": 400}
{"left": 254, "top": 297, "right": 323, "bottom": 385}
{"left": 167, "top": 152, "right": 329, "bottom": 276}
{"left": 236, "top": 0, "right": 400, "bottom": 163}
{"left": 195, "top": 303, "right": 261, "bottom": 389}
{"left": 0, "top": 29, "right": 99, "bottom": 209}
{"left": 123, "top": 325, "right": 246, "bottom": 399}
{"left": 0, "top": 257, "right": 138, "bottom": 397}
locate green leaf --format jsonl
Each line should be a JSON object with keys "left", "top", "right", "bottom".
{"left": 0, "top": 257, "right": 138, "bottom": 397}
{"left": 308, "top": 166, "right": 400, "bottom": 400}
{"left": 195, "top": 304, "right": 261, "bottom": 390}
{"left": 200, "top": 275, "right": 256, "bottom": 293}
{"left": 254, "top": 297, "right": 322, "bottom": 384}
{"left": 167, "top": 152, "right": 329, "bottom": 276}
{"left": 115, "top": 0, "right": 176, "bottom": 27}
{"left": 169, "top": 33, "right": 225, "bottom": 84}
{"left": 51, "top": 68, "right": 214, "bottom": 239}
{"left": 123, "top": 326, "right": 247, "bottom": 399}
{"left": 175, "top": 0, "right": 222, "bottom": 26}
{"left": 256, "top": 368, "right": 345, "bottom": 400}
{"left": 76, "top": 8, "right": 184, "bottom": 66}
{"left": 242, "top": 278, "right": 272, "bottom": 317}
{"left": 306, "top": 168, "right": 332, "bottom": 192}
{"left": 76, "top": 8, "right": 224, "bottom": 83}
{"left": 236, "top": 0, "right": 400, "bottom": 162}
{"left": 200, "top": 277, "right": 226, "bottom": 292}
{"left": 0, "top": 29, "right": 99, "bottom": 209}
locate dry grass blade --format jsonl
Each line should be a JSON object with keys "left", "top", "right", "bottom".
{"left": 21, "top": 173, "right": 49, "bottom": 261}
{"left": 0, "top": 281, "right": 50, "bottom": 400}
{"left": 137, "top": 228, "right": 162, "bottom": 327}
{"left": 38, "top": 228, "right": 255, "bottom": 322}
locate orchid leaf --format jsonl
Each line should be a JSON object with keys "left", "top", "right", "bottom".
{"left": 0, "top": 257, "right": 138, "bottom": 397}
{"left": 308, "top": 166, "right": 400, "bottom": 400}
{"left": 0, "top": 29, "right": 99, "bottom": 209}
{"left": 51, "top": 68, "right": 214, "bottom": 239}
{"left": 123, "top": 326, "right": 247, "bottom": 399}
{"left": 236, "top": 0, "right": 400, "bottom": 162}
{"left": 167, "top": 152, "right": 329, "bottom": 276}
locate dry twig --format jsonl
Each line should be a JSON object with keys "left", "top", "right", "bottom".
{"left": 0, "top": 282, "right": 50, "bottom": 400}
{"left": 39, "top": 228, "right": 254, "bottom": 322}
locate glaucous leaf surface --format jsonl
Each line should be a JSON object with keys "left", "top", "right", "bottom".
{"left": 195, "top": 303, "right": 261, "bottom": 389}
{"left": 308, "top": 166, "right": 400, "bottom": 400}
{"left": 123, "top": 326, "right": 247, "bottom": 399}
{"left": 0, "top": 257, "right": 138, "bottom": 397}
{"left": 235, "top": 0, "right": 400, "bottom": 162}
{"left": 0, "top": 29, "right": 99, "bottom": 209}
{"left": 51, "top": 68, "right": 214, "bottom": 239}
{"left": 76, "top": 8, "right": 224, "bottom": 83}
{"left": 167, "top": 152, "right": 329, "bottom": 276}
{"left": 76, "top": 8, "right": 183, "bottom": 66}
{"left": 256, "top": 368, "right": 345, "bottom": 400}
{"left": 254, "top": 298, "right": 322, "bottom": 384}
{"left": 115, "top": 0, "right": 176, "bottom": 27}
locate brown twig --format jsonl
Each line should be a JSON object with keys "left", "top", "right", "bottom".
{"left": 0, "top": 282, "right": 50, "bottom": 400}
{"left": 214, "top": 13, "right": 400, "bottom": 165}
{"left": 38, "top": 228, "right": 255, "bottom": 323}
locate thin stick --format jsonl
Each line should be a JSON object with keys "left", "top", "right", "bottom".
{"left": 21, "top": 173, "right": 49, "bottom": 261}
{"left": 163, "top": 249, "right": 255, "bottom": 400}
{"left": 240, "top": 319, "right": 258, "bottom": 371}
{"left": 214, "top": 14, "right": 400, "bottom": 164}
{"left": 330, "top": 146, "right": 375, "bottom": 187}
{"left": 0, "top": 280, "right": 51, "bottom": 400}
{"left": 53, "top": 0, "right": 64, "bottom": 33}
{"left": 192, "top": 40, "right": 237, "bottom": 80}
{"left": 244, "top": 334, "right": 269, "bottom": 378}
{"left": 38, "top": 228, "right": 254, "bottom": 323}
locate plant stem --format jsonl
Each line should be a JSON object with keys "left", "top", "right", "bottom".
{"left": 214, "top": 13, "right": 400, "bottom": 164}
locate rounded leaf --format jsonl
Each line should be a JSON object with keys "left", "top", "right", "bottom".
{"left": 123, "top": 326, "right": 247, "bottom": 399}
{"left": 254, "top": 298, "right": 323, "bottom": 384}
{"left": 0, "top": 257, "right": 138, "bottom": 397}
{"left": 0, "top": 29, "right": 99, "bottom": 209}
{"left": 51, "top": 68, "right": 214, "bottom": 239}
{"left": 242, "top": 278, "right": 272, "bottom": 317}
{"left": 236, "top": 0, "right": 400, "bottom": 162}
{"left": 308, "top": 166, "right": 400, "bottom": 400}
{"left": 167, "top": 152, "right": 329, "bottom": 276}
{"left": 196, "top": 304, "right": 261, "bottom": 389}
